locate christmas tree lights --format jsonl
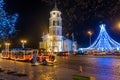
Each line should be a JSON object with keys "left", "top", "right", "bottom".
{"left": 0, "top": 0, "right": 18, "bottom": 40}
{"left": 87, "top": 24, "right": 120, "bottom": 51}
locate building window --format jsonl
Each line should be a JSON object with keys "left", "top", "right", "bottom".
{"left": 57, "top": 21, "right": 59, "bottom": 26}
{"left": 57, "top": 13, "right": 59, "bottom": 17}
{"left": 53, "top": 30, "right": 55, "bottom": 35}
{"left": 53, "top": 12, "right": 55, "bottom": 15}
{"left": 60, "top": 22, "right": 62, "bottom": 26}
{"left": 53, "top": 21, "right": 55, "bottom": 26}
{"left": 57, "top": 30, "right": 59, "bottom": 35}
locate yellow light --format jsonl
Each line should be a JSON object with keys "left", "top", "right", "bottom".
{"left": 50, "top": 36, "right": 53, "bottom": 39}
{"left": 117, "top": 22, "right": 120, "bottom": 29}
{"left": 87, "top": 31, "right": 93, "bottom": 36}
{"left": 21, "top": 40, "right": 27, "bottom": 43}
{"left": 5, "top": 42, "right": 10, "bottom": 46}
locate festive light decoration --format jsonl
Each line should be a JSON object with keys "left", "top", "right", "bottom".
{"left": 0, "top": 0, "right": 18, "bottom": 39}
{"left": 87, "top": 24, "right": 120, "bottom": 51}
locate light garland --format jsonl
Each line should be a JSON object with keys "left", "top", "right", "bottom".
{"left": 87, "top": 24, "right": 120, "bottom": 51}
{"left": 0, "top": 0, "right": 18, "bottom": 39}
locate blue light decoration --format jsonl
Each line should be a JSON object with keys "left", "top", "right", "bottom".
{"left": 0, "top": 0, "right": 18, "bottom": 40}
{"left": 87, "top": 24, "right": 120, "bottom": 51}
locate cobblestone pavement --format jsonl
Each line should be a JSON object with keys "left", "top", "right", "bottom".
{"left": 0, "top": 56, "right": 120, "bottom": 80}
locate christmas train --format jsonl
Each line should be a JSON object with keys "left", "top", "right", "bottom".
{"left": 1, "top": 48, "right": 56, "bottom": 63}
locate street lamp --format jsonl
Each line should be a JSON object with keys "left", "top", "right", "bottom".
{"left": 50, "top": 35, "right": 53, "bottom": 55}
{"left": 5, "top": 42, "right": 10, "bottom": 50}
{"left": 21, "top": 40, "right": 27, "bottom": 48}
{"left": 48, "top": 34, "right": 54, "bottom": 55}
{"left": 0, "top": 44, "right": 1, "bottom": 48}
{"left": 5, "top": 42, "right": 10, "bottom": 58}
{"left": 117, "top": 22, "right": 120, "bottom": 29}
{"left": 87, "top": 31, "right": 93, "bottom": 46}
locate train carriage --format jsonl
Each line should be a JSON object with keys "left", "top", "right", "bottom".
{"left": 1, "top": 50, "right": 11, "bottom": 59}
{"left": 2, "top": 48, "right": 56, "bottom": 63}
{"left": 10, "top": 48, "right": 38, "bottom": 61}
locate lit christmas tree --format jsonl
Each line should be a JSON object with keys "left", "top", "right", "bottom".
{"left": 87, "top": 24, "right": 120, "bottom": 51}
{"left": 0, "top": 0, "right": 18, "bottom": 41}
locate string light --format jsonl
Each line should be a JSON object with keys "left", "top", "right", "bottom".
{"left": 87, "top": 24, "right": 120, "bottom": 51}
{"left": 0, "top": 0, "right": 18, "bottom": 39}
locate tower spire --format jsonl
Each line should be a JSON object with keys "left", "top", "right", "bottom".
{"left": 53, "top": 0, "right": 58, "bottom": 11}
{"left": 55, "top": 0, "right": 57, "bottom": 8}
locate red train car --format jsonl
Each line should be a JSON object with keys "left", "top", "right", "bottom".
{"left": 2, "top": 48, "right": 38, "bottom": 61}
{"left": 10, "top": 48, "right": 38, "bottom": 61}
{"left": 1, "top": 50, "right": 11, "bottom": 59}
{"left": 2, "top": 48, "right": 56, "bottom": 63}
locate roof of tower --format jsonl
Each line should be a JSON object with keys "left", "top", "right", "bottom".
{"left": 52, "top": 1, "right": 59, "bottom": 11}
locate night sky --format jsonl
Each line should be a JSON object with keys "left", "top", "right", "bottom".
{"left": 4, "top": 0, "right": 120, "bottom": 48}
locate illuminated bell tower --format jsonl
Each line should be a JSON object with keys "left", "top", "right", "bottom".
{"left": 48, "top": 2, "right": 63, "bottom": 52}
{"left": 40, "top": 1, "right": 75, "bottom": 52}
{"left": 49, "top": 2, "right": 62, "bottom": 36}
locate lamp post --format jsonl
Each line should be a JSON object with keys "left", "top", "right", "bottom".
{"left": 21, "top": 40, "right": 27, "bottom": 48}
{"left": 48, "top": 34, "right": 54, "bottom": 55}
{"left": 5, "top": 42, "right": 10, "bottom": 58}
{"left": 88, "top": 31, "right": 93, "bottom": 46}
{"left": 5, "top": 42, "right": 10, "bottom": 51}
{"left": 117, "top": 22, "right": 120, "bottom": 30}
{"left": 50, "top": 35, "right": 53, "bottom": 55}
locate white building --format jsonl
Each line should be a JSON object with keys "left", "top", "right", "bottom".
{"left": 39, "top": 3, "right": 77, "bottom": 53}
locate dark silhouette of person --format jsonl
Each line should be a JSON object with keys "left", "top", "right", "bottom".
{"left": 42, "top": 57, "right": 47, "bottom": 65}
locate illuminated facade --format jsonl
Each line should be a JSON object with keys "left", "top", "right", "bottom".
{"left": 87, "top": 24, "right": 120, "bottom": 51}
{"left": 39, "top": 3, "right": 77, "bottom": 52}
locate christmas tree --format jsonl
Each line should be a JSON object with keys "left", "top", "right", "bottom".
{"left": 0, "top": 0, "right": 18, "bottom": 41}
{"left": 88, "top": 24, "right": 120, "bottom": 51}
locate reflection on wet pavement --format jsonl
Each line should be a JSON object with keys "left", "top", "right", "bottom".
{"left": 0, "top": 56, "right": 120, "bottom": 80}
